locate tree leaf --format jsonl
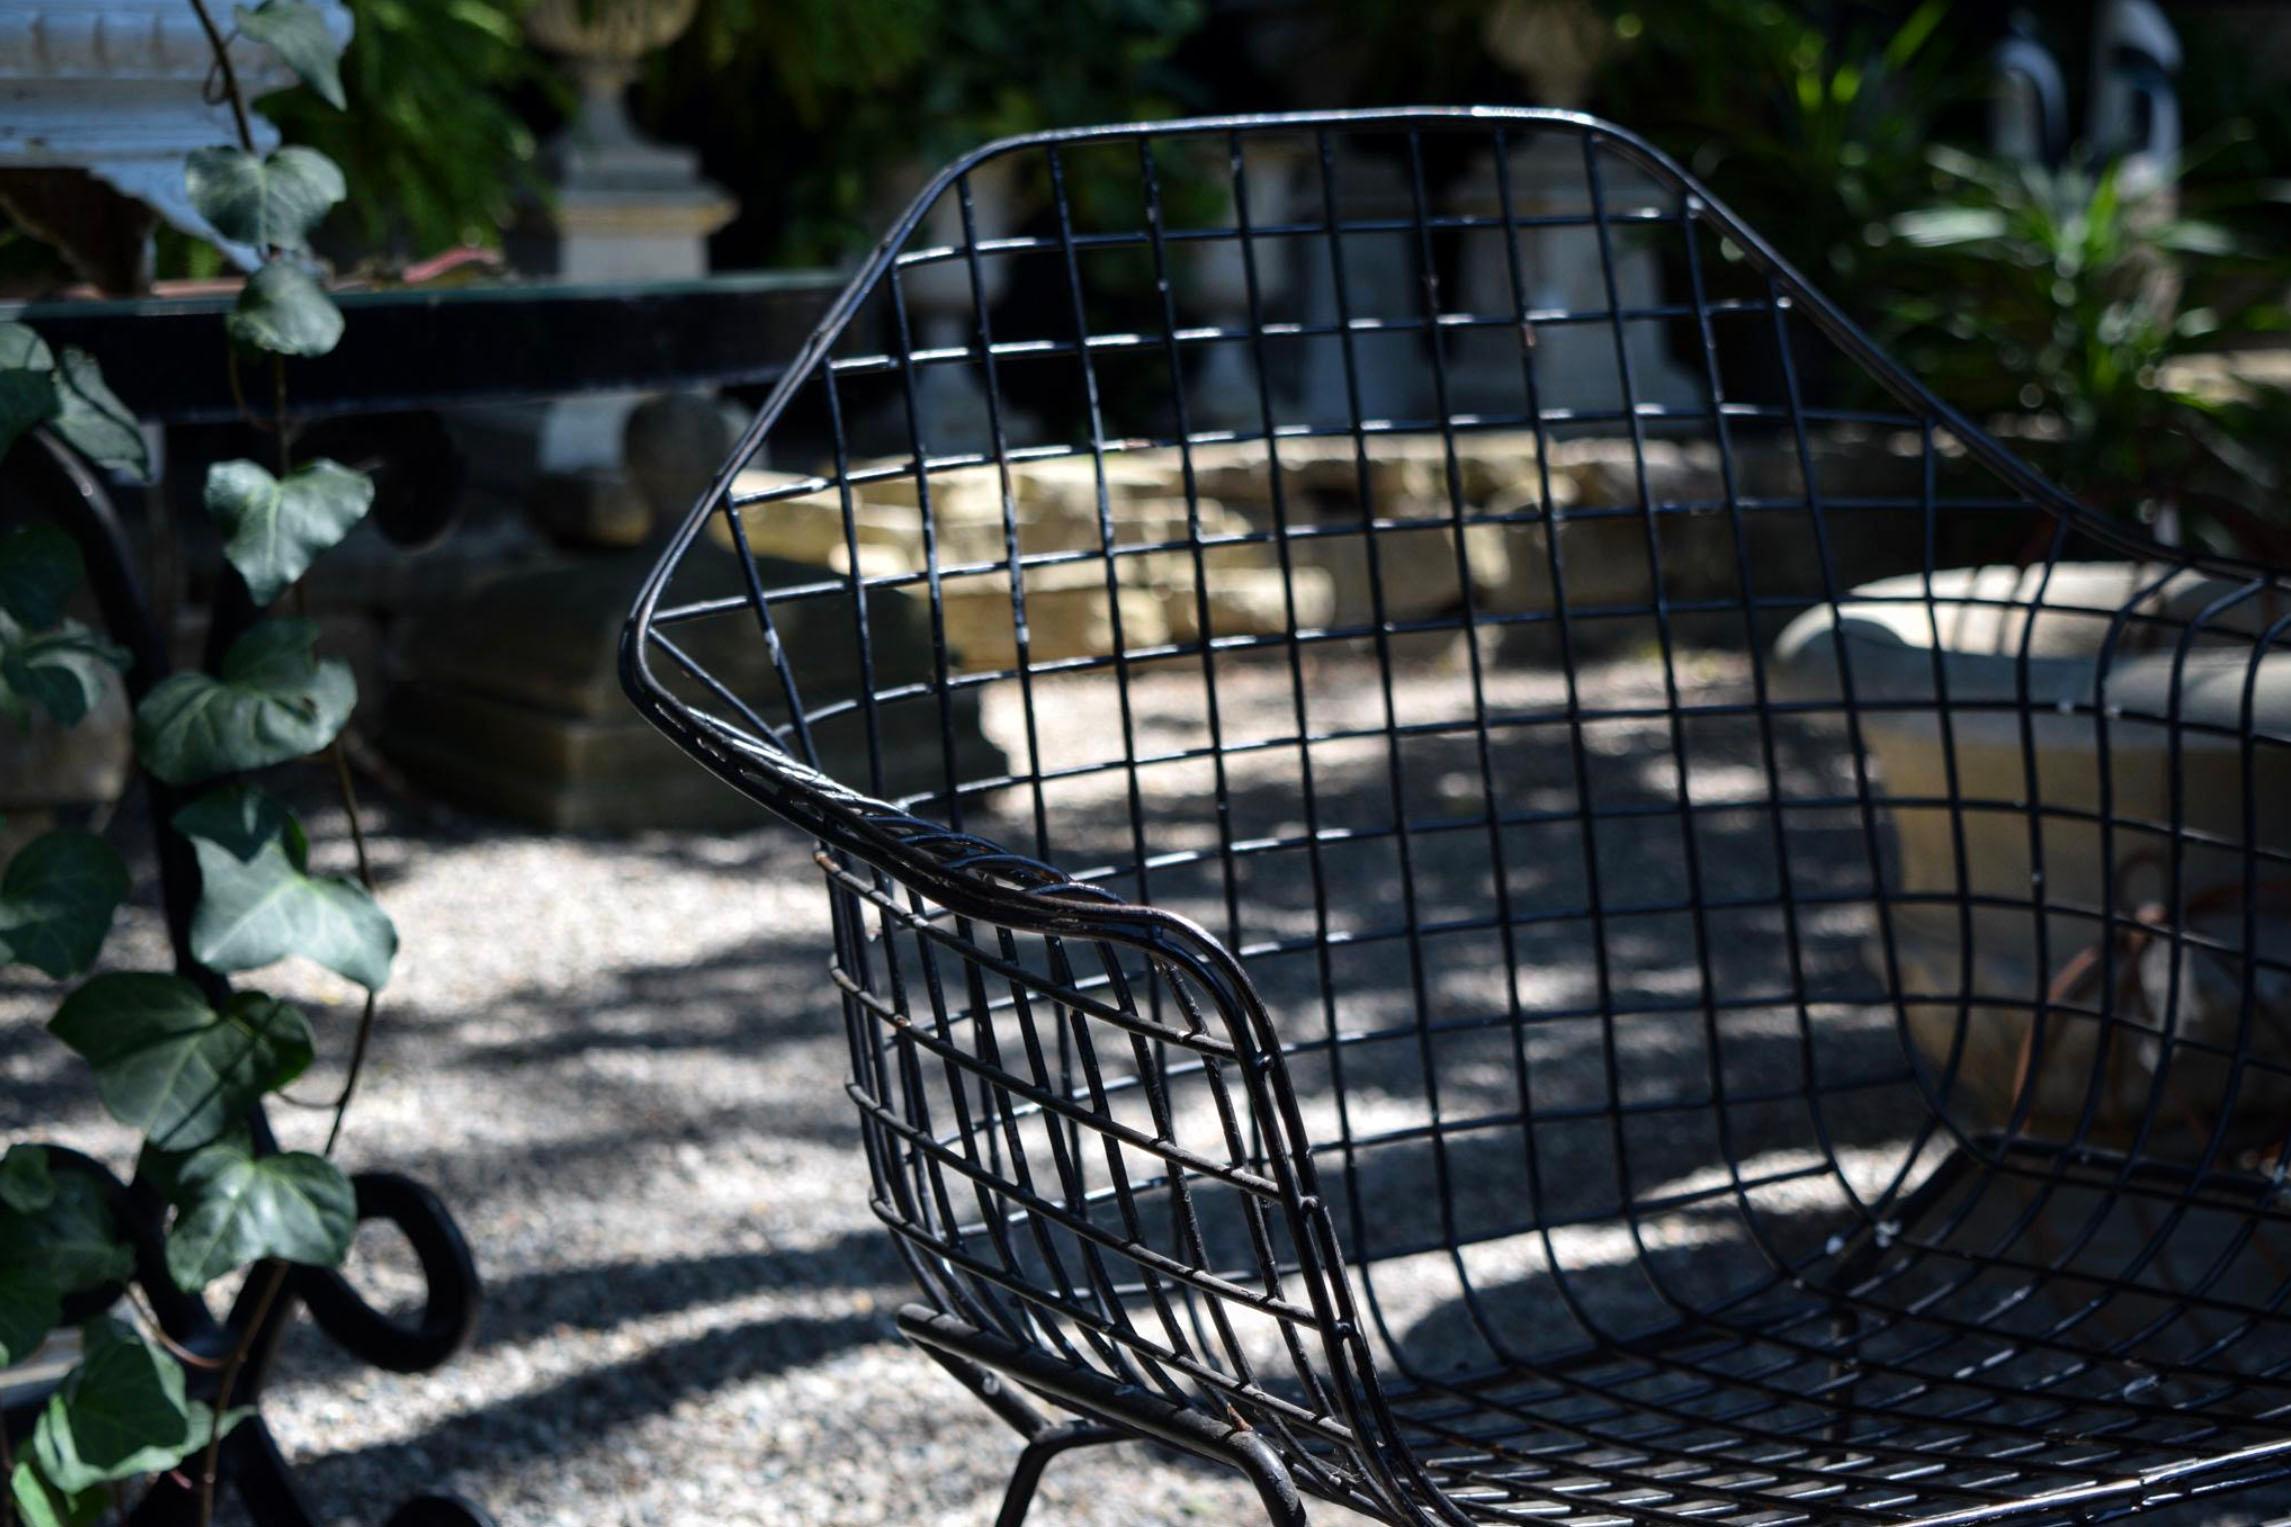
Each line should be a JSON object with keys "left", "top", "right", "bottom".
{"left": 184, "top": 145, "right": 346, "bottom": 252}
{"left": 50, "top": 973, "right": 314, "bottom": 1152}
{"left": 174, "top": 786, "right": 395, "bottom": 990}
{"left": 205, "top": 458, "right": 373, "bottom": 605}
{"left": 0, "top": 1172, "right": 132, "bottom": 1294}
{"left": 0, "top": 524, "right": 83, "bottom": 631}
{"left": 164, "top": 1141, "right": 355, "bottom": 1291}
{"left": 235, "top": 0, "right": 347, "bottom": 109}
{"left": 0, "top": 1265, "right": 60, "bottom": 1367}
{"left": 226, "top": 259, "right": 344, "bottom": 358}
{"left": 0, "top": 616, "right": 129, "bottom": 727}
{"left": 0, "top": 371, "right": 58, "bottom": 465}
{"left": 0, "top": 830, "right": 129, "bottom": 979}
{"left": 31, "top": 1318, "right": 202, "bottom": 1492}
{"left": 49, "top": 348, "right": 148, "bottom": 482}
{"left": 0, "top": 322, "right": 60, "bottom": 463}
{"left": 9, "top": 1461, "right": 103, "bottom": 1527}
{"left": 133, "top": 618, "right": 354, "bottom": 785}
{"left": 0, "top": 1143, "right": 54, "bottom": 1213}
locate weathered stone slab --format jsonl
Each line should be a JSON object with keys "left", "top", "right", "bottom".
{"left": 386, "top": 546, "right": 1007, "bottom": 829}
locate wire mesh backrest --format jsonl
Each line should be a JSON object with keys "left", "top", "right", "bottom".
{"left": 627, "top": 110, "right": 2291, "bottom": 1506}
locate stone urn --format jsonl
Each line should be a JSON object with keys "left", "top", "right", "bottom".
{"left": 1774, "top": 563, "right": 2291, "bottom": 1147}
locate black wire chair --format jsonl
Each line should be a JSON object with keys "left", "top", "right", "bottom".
{"left": 622, "top": 110, "right": 2291, "bottom": 1525}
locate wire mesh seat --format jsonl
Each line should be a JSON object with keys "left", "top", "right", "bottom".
{"left": 622, "top": 110, "right": 2291, "bottom": 1524}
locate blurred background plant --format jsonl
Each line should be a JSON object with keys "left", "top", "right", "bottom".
{"left": 1882, "top": 145, "right": 2291, "bottom": 559}
{"left": 637, "top": 0, "right": 1209, "bottom": 267}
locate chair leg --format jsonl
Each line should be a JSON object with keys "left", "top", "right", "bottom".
{"left": 1232, "top": 1430, "right": 1309, "bottom": 1526}
{"left": 994, "top": 1421, "right": 1127, "bottom": 1527}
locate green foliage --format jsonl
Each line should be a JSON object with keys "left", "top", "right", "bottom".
{"left": 0, "top": 526, "right": 83, "bottom": 631}
{"left": 0, "top": 1143, "right": 55, "bottom": 1213}
{"left": 0, "top": 526, "right": 131, "bottom": 730}
{"left": 205, "top": 458, "right": 374, "bottom": 605}
{"left": 9, "top": 1463, "right": 105, "bottom": 1527}
{"left": 133, "top": 619, "right": 356, "bottom": 786}
{"left": 235, "top": 0, "right": 348, "bottom": 110}
{"left": 0, "top": 4, "right": 398, "bottom": 1510}
{"left": 0, "top": 617, "right": 129, "bottom": 728}
{"left": 164, "top": 1141, "right": 355, "bottom": 1291}
{"left": 51, "top": 974, "right": 314, "bottom": 1152}
{"left": 1597, "top": 0, "right": 1962, "bottom": 289}
{"left": 259, "top": 0, "right": 554, "bottom": 258}
{"left": 186, "top": 145, "right": 348, "bottom": 253}
{"left": 0, "top": 1171, "right": 133, "bottom": 1297}
{"left": 0, "top": 324, "right": 151, "bottom": 481}
{"left": 0, "top": 1267, "right": 61, "bottom": 1369}
{"left": 228, "top": 261, "right": 346, "bottom": 358}
{"left": 650, "top": 0, "right": 1207, "bottom": 264}
{"left": 31, "top": 1319, "right": 212, "bottom": 1492}
{"left": 1884, "top": 148, "right": 2291, "bottom": 549}
{"left": 175, "top": 787, "right": 396, "bottom": 991}
{"left": 0, "top": 832, "right": 130, "bottom": 979}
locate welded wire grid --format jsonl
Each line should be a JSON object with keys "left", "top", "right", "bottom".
{"left": 624, "top": 112, "right": 2291, "bottom": 1523}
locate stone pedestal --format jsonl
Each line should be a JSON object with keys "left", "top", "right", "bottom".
{"left": 484, "top": 0, "right": 736, "bottom": 493}
{"left": 383, "top": 548, "right": 1006, "bottom": 831}
{"left": 1446, "top": 134, "right": 1700, "bottom": 420}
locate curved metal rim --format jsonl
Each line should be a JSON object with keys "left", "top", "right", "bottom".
{"left": 615, "top": 106, "right": 2291, "bottom": 1522}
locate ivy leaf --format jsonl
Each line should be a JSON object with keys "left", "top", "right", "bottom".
{"left": 174, "top": 786, "right": 395, "bottom": 990}
{"left": 0, "top": 1265, "right": 60, "bottom": 1368}
{"left": 50, "top": 973, "right": 314, "bottom": 1152}
{"left": 0, "top": 1143, "right": 54, "bottom": 1213}
{"left": 0, "top": 524, "right": 82, "bottom": 631}
{"left": 9, "top": 1461, "right": 103, "bottom": 1527}
{"left": 205, "top": 458, "right": 373, "bottom": 605}
{"left": 184, "top": 145, "right": 345, "bottom": 252}
{"left": 0, "top": 615, "right": 130, "bottom": 727}
{"left": 133, "top": 618, "right": 354, "bottom": 785}
{"left": 227, "top": 260, "right": 344, "bottom": 358}
{"left": 235, "top": 0, "right": 346, "bottom": 109}
{"left": 0, "top": 830, "right": 130, "bottom": 979}
{"left": 164, "top": 1140, "right": 355, "bottom": 1291}
{"left": 31, "top": 1318, "right": 203, "bottom": 1492}
{"left": 48, "top": 348, "right": 149, "bottom": 483}
{"left": 0, "top": 1172, "right": 132, "bottom": 1294}
{"left": 0, "top": 322, "right": 60, "bottom": 462}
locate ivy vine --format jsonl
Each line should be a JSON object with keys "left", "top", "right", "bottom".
{"left": 0, "top": 5, "right": 392, "bottom": 1522}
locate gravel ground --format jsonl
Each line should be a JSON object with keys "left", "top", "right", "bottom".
{"left": 5, "top": 646, "right": 2286, "bottom": 1525}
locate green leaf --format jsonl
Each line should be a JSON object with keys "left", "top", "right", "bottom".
{"left": 0, "top": 322, "right": 60, "bottom": 463}
{"left": 0, "top": 371, "right": 59, "bottom": 465}
{"left": 185, "top": 145, "right": 346, "bottom": 252}
{"left": 236, "top": 0, "right": 347, "bottom": 108}
{"left": 164, "top": 1141, "right": 354, "bottom": 1290}
{"left": 0, "top": 1265, "right": 60, "bottom": 1367}
{"left": 48, "top": 348, "right": 148, "bottom": 482}
{"left": 205, "top": 458, "right": 373, "bottom": 605}
{"left": 0, "top": 524, "right": 82, "bottom": 631}
{"left": 0, "top": 830, "right": 130, "bottom": 979}
{"left": 9, "top": 1461, "right": 103, "bottom": 1527}
{"left": 50, "top": 973, "right": 314, "bottom": 1152}
{"left": 133, "top": 618, "right": 354, "bottom": 785}
{"left": 0, "top": 1142, "right": 55, "bottom": 1212}
{"left": 0, "top": 615, "right": 130, "bottom": 727}
{"left": 0, "top": 1172, "right": 132, "bottom": 1294}
{"left": 31, "top": 1318, "right": 202, "bottom": 1492}
{"left": 227, "top": 259, "right": 344, "bottom": 358}
{"left": 174, "top": 786, "right": 394, "bottom": 990}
